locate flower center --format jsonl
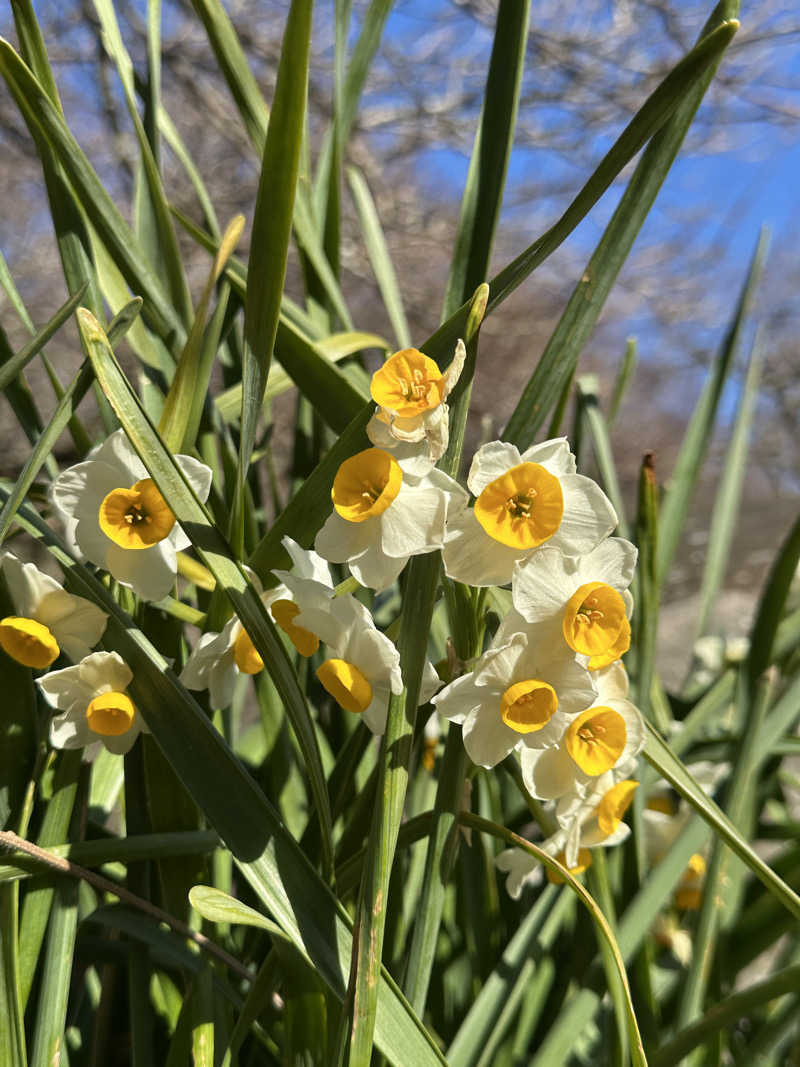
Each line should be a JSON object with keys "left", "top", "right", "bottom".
{"left": 596, "top": 779, "right": 638, "bottom": 835}
{"left": 370, "top": 348, "right": 445, "bottom": 417}
{"left": 500, "top": 678, "right": 558, "bottom": 734}
{"left": 233, "top": 628, "right": 264, "bottom": 675}
{"left": 562, "top": 582, "right": 627, "bottom": 656}
{"left": 588, "top": 615, "right": 631, "bottom": 671}
{"left": 0, "top": 616, "right": 60, "bottom": 669}
{"left": 565, "top": 706, "right": 627, "bottom": 775}
{"left": 316, "top": 658, "right": 372, "bottom": 715}
{"left": 474, "top": 463, "right": 564, "bottom": 550}
{"left": 331, "top": 448, "right": 403, "bottom": 523}
{"left": 99, "top": 479, "right": 176, "bottom": 550}
{"left": 546, "top": 847, "right": 593, "bottom": 884}
{"left": 270, "top": 599, "right": 319, "bottom": 657}
{"left": 86, "top": 691, "right": 137, "bottom": 736}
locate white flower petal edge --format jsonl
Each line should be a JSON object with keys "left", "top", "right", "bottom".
{"left": 37, "top": 650, "right": 147, "bottom": 755}
{"left": 50, "top": 428, "right": 213, "bottom": 602}
{"left": 0, "top": 552, "right": 107, "bottom": 662}
{"left": 315, "top": 467, "right": 467, "bottom": 593}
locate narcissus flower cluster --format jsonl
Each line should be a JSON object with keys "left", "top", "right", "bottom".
{"left": 19, "top": 338, "right": 644, "bottom": 893}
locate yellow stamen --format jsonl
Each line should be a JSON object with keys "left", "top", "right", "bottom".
{"left": 565, "top": 706, "right": 627, "bottom": 775}
{"left": 0, "top": 616, "right": 60, "bottom": 669}
{"left": 474, "top": 463, "right": 564, "bottom": 549}
{"left": 546, "top": 847, "right": 593, "bottom": 884}
{"left": 596, "top": 780, "right": 638, "bottom": 835}
{"left": 588, "top": 615, "right": 631, "bottom": 670}
{"left": 370, "top": 348, "right": 445, "bottom": 417}
{"left": 500, "top": 678, "right": 558, "bottom": 734}
{"left": 86, "top": 691, "right": 136, "bottom": 736}
{"left": 233, "top": 628, "right": 264, "bottom": 675}
{"left": 270, "top": 599, "right": 319, "bottom": 657}
{"left": 331, "top": 448, "right": 403, "bottom": 523}
{"left": 99, "top": 479, "right": 175, "bottom": 549}
{"left": 563, "top": 582, "right": 626, "bottom": 656}
{"left": 316, "top": 658, "right": 372, "bottom": 715}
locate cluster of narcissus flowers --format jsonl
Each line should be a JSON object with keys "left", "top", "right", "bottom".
{"left": 7, "top": 339, "right": 644, "bottom": 891}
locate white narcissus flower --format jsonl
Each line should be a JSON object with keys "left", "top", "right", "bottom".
{"left": 50, "top": 429, "right": 212, "bottom": 602}
{"left": 366, "top": 341, "right": 466, "bottom": 475}
{"left": 552, "top": 772, "right": 639, "bottom": 868}
{"left": 512, "top": 539, "right": 637, "bottom": 668}
{"left": 315, "top": 446, "right": 467, "bottom": 592}
{"left": 520, "top": 661, "right": 645, "bottom": 801}
{"left": 37, "top": 650, "right": 147, "bottom": 755}
{"left": 0, "top": 553, "right": 107, "bottom": 668}
{"left": 294, "top": 593, "right": 441, "bottom": 735}
{"left": 442, "top": 438, "right": 618, "bottom": 588}
{"left": 180, "top": 539, "right": 333, "bottom": 709}
{"left": 432, "top": 629, "right": 596, "bottom": 768}
{"left": 495, "top": 842, "right": 594, "bottom": 900}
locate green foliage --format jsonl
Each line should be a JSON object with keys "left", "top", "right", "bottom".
{"left": 1, "top": 3, "right": 798, "bottom": 1066}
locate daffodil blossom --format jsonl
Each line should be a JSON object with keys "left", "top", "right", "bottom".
{"left": 495, "top": 841, "right": 594, "bottom": 899}
{"left": 442, "top": 437, "right": 618, "bottom": 588}
{"left": 512, "top": 539, "right": 637, "bottom": 667}
{"left": 520, "top": 660, "right": 645, "bottom": 801}
{"left": 37, "top": 650, "right": 147, "bottom": 755}
{"left": 315, "top": 446, "right": 467, "bottom": 592}
{"left": 293, "top": 593, "right": 441, "bottom": 735}
{"left": 366, "top": 341, "right": 465, "bottom": 474}
{"left": 50, "top": 429, "right": 212, "bottom": 602}
{"left": 432, "top": 629, "right": 596, "bottom": 768}
{"left": 0, "top": 552, "right": 107, "bottom": 668}
{"left": 180, "top": 540, "right": 333, "bottom": 709}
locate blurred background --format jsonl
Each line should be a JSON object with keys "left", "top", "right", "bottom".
{"left": 2, "top": 0, "right": 799, "bottom": 683}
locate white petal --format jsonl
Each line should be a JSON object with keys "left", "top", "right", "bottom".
{"left": 442, "top": 511, "right": 522, "bottom": 588}
{"left": 432, "top": 672, "right": 482, "bottom": 726}
{"left": 79, "top": 650, "right": 133, "bottom": 693}
{"left": 50, "top": 710, "right": 90, "bottom": 750}
{"left": 349, "top": 628, "right": 401, "bottom": 690}
{"left": 442, "top": 339, "right": 466, "bottom": 397}
{"left": 512, "top": 547, "right": 580, "bottom": 624}
{"left": 105, "top": 541, "right": 177, "bottom": 602}
{"left": 280, "top": 537, "right": 333, "bottom": 587}
{"left": 419, "top": 660, "right": 442, "bottom": 704}
{"left": 362, "top": 687, "right": 391, "bottom": 735}
{"left": 92, "top": 429, "right": 148, "bottom": 482}
{"left": 462, "top": 703, "right": 517, "bottom": 767}
{"left": 101, "top": 718, "right": 145, "bottom": 755}
{"left": 348, "top": 545, "right": 408, "bottom": 593}
{"left": 594, "top": 661, "right": 629, "bottom": 701}
{"left": 1, "top": 554, "right": 61, "bottom": 616}
{"left": 208, "top": 661, "right": 237, "bottom": 710}
{"left": 466, "top": 440, "right": 523, "bottom": 497}
{"left": 314, "top": 511, "right": 376, "bottom": 565}
{"left": 171, "top": 455, "right": 214, "bottom": 550}
{"left": 37, "top": 666, "right": 92, "bottom": 711}
{"left": 521, "top": 745, "right": 581, "bottom": 801}
{"left": 424, "top": 468, "right": 469, "bottom": 515}
{"left": 379, "top": 484, "right": 447, "bottom": 558}
{"left": 42, "top": 594, "right": 108, "bottom": 661}
{"left": 575, "top": 537, "right": 637, "bottom": 591}
{"left": 293, "top": 602, "right": 351, "bottom": 654}
{"left": 521, "top": 437, "right": 575, "bottom": 477}
{"left": 180, "top": 628, "right": 234, "bottom": 689}
{"left": 551, "top": 475, "right": 618, "bottom": 555}
{"left": 495, "top": 847, "right": 539, "bottom": 900}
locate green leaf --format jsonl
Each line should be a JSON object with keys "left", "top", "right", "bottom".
{"left": 634, "top": 454, "right": 667, "bottom": 730}
{"left": 347, "top": 166, "right": 412, "bottom": 349}
{"left": 643, "top": 726, "right": 800, "bottom": 920}
{"left": 0, "top": 38, "right": 185, "bottom": 350}
{"left": 0, "top": 282, "right": 87, "bottom": 392}
{"left": 29, "top": 881, "right": 78, "bottom": 1067}
{"left": 608, "top": 337, "right": 638, "bottom": 427}
{"left": 652, "top": 966, "right": 800, "bottom": 1067}
{"left": 694, "top": 334, "right": 763, "bottom": 639}
{"left": 159, "top": 215, "right": 245, "bottom": 451}
{"left": 459, "top": 813, "right": 648, "bottom": 1067}
{"left": 0, "top": 888, "right": 26, "bottom": 1067}
{"left": 187, "top": 0, "right": 269, "bottom": 151}
{"left": 501, "top": 14, "right": 739, "bottom": 447}
{"left": 746, "top": 507, "right": 800, "bottom": 690}
{"left": 241, "top": 0, "right": 313, "bottom": 468}
{"left": 657, "top": 227, "right": 768, "bottom": 584}
{"left": 76, "top": 306, "right": 334, "bottom": 878}
{"left": 0, "top": 360, "right": 95, "bottom": 547}
{"left": 576, "top": 375, "right": 629, "bottom": 539}
{"left": 442, "top": 0, "right": 529, "bottom": 319}
{"left": 189, "top": 885, "right": 288, "bottom": 942}
{"left": 4, "top": 498, "right": 447, "bottom": 1067}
